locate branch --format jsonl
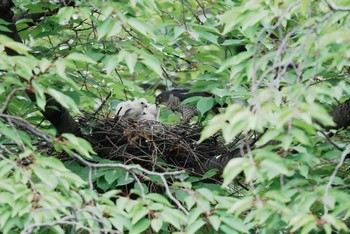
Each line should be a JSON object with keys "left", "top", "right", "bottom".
{"left": 323, "top": 0, "right": 350, "bottom": 11}
{"left": 0, "top": 112, "right": 188, "bottom": 213}
{"left": 323, "top": 144, "right": 350, "bottom": 216}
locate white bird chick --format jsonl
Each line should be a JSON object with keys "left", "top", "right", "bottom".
{"left": 115, "top": 98, "right": 149, "bottom": 120}
{"left": 133, "top": 98, "right": 148, "bottom": 109}
{"left": 140, "top": 108, "right": 156, "bottom": 121}
{"left": 145, "top": 104, "right": 159, "bottom": 121}
{"left": 115, "top": 100, "right": 132, "bottom": 117}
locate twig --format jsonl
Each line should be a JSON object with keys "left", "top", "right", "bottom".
{"left": 319, "top": 130, "right": 344, "bottom": 151}
{"left": 323, "top": 0, "right": 350, "bottom": 11}
{"left": 0, "top": 113, "right": 52, "bottom": 142}
{"left": 0, "top": 87, "right": 26, "bottom": 114}
{"left": 92, "top": 90, "right": 112, "bottom": 116}
{"left": 323, "top": 144, "right": 350, "bottom": 216}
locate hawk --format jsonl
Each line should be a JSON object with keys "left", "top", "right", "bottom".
{"left": 156, "top": 88, "right": 213, "bottom": 123}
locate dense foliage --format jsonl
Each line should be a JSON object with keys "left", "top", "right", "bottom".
{"left": 0, "top": 0, "right": 349, "bottom": 233}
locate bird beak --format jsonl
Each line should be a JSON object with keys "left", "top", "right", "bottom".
{"left": 155, "top": 98, "right": 160, "bottom": 106}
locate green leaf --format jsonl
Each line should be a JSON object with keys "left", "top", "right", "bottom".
{"left": 0, "top": 25, "right": 12, "bottom": 33}
{"left": 208, "top": 215, "right": 221, "bottom": 231}
{"left": 221, "top": 217, "right": 249, "bottom": 233}
{"left": 298, "top": 165, "right": 309, "bottom": 178}
{"left": 301, "top": 0, "right": 311, "bottom": 16}
{"left": 197, "top": 188, "right": 214, "bottom": 202}
{"left": 260, "top": 159, "right": 290, "bottom": 177}
{"left": 66, "top": 53, "right": 97, "bottom": 64}
{"left": 145, "top": 193, "right": 172, "bottom": 206}
{"left": 47, "top": 88, "right": 80, "bottom": 113}
{"left": 131, "top": 207, "right": 149, "bottom": 225}
{"left": 199, "top": 115, "right": 226, "bottom": 143}
{"left": 128, "top": 18, "right": 155, "bottom": 38}
{"left": 151, "top": 218, "right": 163, "bottom": 233}
{"left": 197, "top": 97, "right": 215, "bottom": 115}
{"left": 223, "top": 158, "right": 249, "bottom": 187}
{"left": 30, "top": 164, "right": 58, "bottom": 190}
{"left": 217, "top": 51, "right": 254, "bottom": 73}
{"left": 140, "top": 53, "right": 163, "bottom": 78}
{"left": 228, "top": 196, "right": 254, "bottom": 215}
{"left": 58, "top": 7, "right": 74, "bottom": 24}
{"left": 97, "top": 19, "right": 121, "bottom": 39}
{"left": 0, "top": 35, "right": 31, "bottom": 55}
{"left": 104, "top": 170, "right": 122, "bottom": 184}
{"left": 125, "top": 52, "right": 138, "bottom": 74}
{"left": 62, "top": 134, "right": 96, "bottom": 158}
{"left": 35, "top": 156, "right": 67, "bottom": 171}
{"left": 289, "top": 214, "right": 316, "bottom": 232}
{"left": 185, "top": 220, "right": 205, "bottom": 234}
{"left": 130, "top": 218, "right": 150, "bottom": 234}
{"left": 32, "top": 80, "right": 46, "bottom": 110}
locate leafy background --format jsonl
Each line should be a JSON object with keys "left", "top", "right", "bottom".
{"left": 0, "top": 0, "right": 349, "bottom": 233}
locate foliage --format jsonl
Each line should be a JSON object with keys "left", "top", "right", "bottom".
{"left": 0, "top": 0, "right": 350, "bottom": 233}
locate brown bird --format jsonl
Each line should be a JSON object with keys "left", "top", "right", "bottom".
{"left": 156, "top": 88, "right": 214, "bottom": 123}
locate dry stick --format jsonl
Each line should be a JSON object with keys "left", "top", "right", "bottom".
{"left": 91, "top": 90, "right": 112, "bottom": 116}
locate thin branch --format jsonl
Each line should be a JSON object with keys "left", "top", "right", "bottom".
{"left": 319, "top": 130, "right": 344, "bottom": 151}
{"left": 91, "top": 90, "right": 112, "bottom": 116}
{"left": 0, "top": 113, "right": 52, "bottom": 142}
{"left": 160, "top": 175, "right": 189, "bottom": 215}
{"left": 323, "top": 0, "right": 350, "bottom": 11}
{"left": 0, "top": 87, "right": 26, "bottom": 114}
{"left": 323, "top": 144, "right": 350, "bottom": 216}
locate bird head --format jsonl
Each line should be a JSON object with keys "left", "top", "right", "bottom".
{"left": 155, "top": 92, "right": 169, "bottom": 105}
{"left": 134, "top": 98, "right": 148, "bottom": 108}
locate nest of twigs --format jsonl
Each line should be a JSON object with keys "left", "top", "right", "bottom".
{"left": 78, "top": 113, "right": 252, "bottom": 179}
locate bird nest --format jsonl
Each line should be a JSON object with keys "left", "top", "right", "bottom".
{"left": 78, "top": 113, "right": 244, "bottom": 179}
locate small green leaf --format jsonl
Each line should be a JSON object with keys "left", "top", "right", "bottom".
{"left": 30, "top": 164, "right": 58, "bottom": 190}
{"left": 0, "top": 25, "right": 12, "bottom": 33}
{"left": 58, "top": 7, "right": 74, "bottom": 24}
{"left": 62, "top": 134, "right": 95, "bottom": 158}
{"left": 66, "top": 53, "right": 97, "bottom": 64}
{"left": 35, "top": 156, "right": 67, "bottom": 171}
{"left": 223, "top": 158, "right": 249, "bottom": 187}
{"left": 130, "top": 218, "right": 150, "bottom": 234}
{"left": 151, "top": 218, "right": 163, "bottom": 233}
{"left": 47, "top": 88, "right": 80, "bottom": 113}
{"left": 0, "top": 35, "right": 31, "bottom": 55}
{"left": 298, "top": 165, "right": 309, "bottom": 178}
{"left": 185, "top": 220, "right": 206, "bottom": 234}
{"left": 128, "top": 18, "right": 155, "bottom": 38}
{"left": 221, "top": 217, "right": 249, "bottom": 233}
{"left": 104, "top": 170, "right": 122, "bottom": 184}
{"left": 260, "top": 159, "right": 289, "bottom": 177}
{"left": 32, "top": 80, "right": 46, "bottom": 110}
{"left": 197, "top": 97, "right": 214, "bottom": 115}
{"left": 131, "top": 207, "right": 149, "bottom": 225}
{"left": 125, "top": 53, "right": 138, "bottom": 74}
{"left": 140, "top": 53, "right": 163, "bottom": 78}
{"left": 208, "top": 215, "right": 221, "bottom": 231}
{"left": 145, "top": 193, "right": 172, "bottom": 206}
{"left": 97, "top": 18, "right": 115, "bottom": 39}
